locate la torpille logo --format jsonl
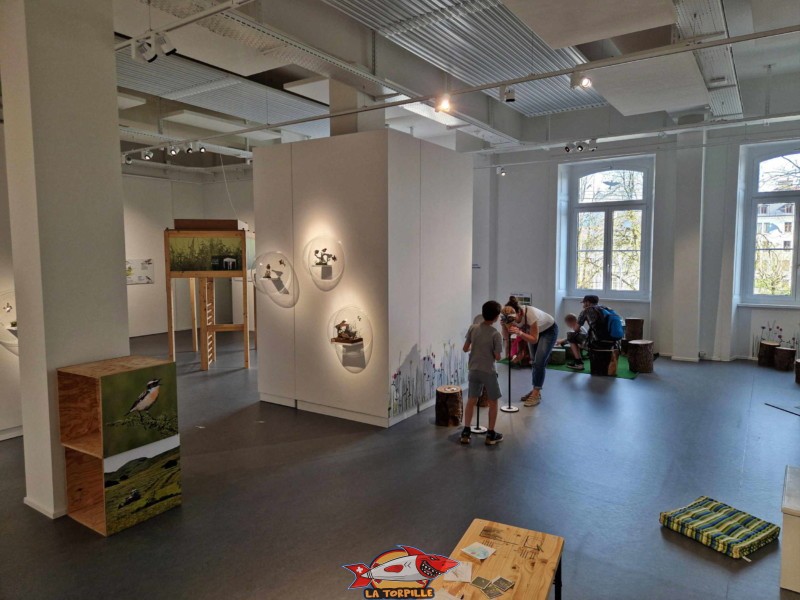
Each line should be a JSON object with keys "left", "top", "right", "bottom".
{"left": 343, "top": 545, "right": 458, "bottom": 598}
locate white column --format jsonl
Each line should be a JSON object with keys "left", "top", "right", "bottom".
{"left": 672, "top": 131, "right": 706, "bottom": 361}
{"left": 0, "top": 0, "right": 130, "bottom": 517}
{"left": 329, "top": 79, "right": 385, "bottom": 136}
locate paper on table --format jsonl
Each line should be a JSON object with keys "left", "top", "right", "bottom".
{"left": 434, "top": 591, "right": 461, "bottom": 600}
{"left": 443, "top": 561, "right": 472, "bottom": 582}
{"left": 461, "top": 542, "right": 496, "bottom": 561}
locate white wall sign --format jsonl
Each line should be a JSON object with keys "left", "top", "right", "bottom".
{"left": 126, "top": 258, "right": 154, "bottom": 285}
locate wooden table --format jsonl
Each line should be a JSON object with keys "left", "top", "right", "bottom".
{"left": 430, "top": 518, "right": 564, "bottom": 600}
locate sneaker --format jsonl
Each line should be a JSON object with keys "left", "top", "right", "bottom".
{"left": 460, "top": 430, "right": 471, "bottom": 444}
{"left": 567, "top": 360, "right": 585, "bottom": 371}
{"left": 485, "top": 431, "right": 504, "bottom": 445}
{"left": 521, "top": 391, "right": 534, "bottom": 402}
{"left": 524, "top": 392, "right": 541, "bottom": 407}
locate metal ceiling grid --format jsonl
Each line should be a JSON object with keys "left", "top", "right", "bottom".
{"left": 116, "top": 49, "right": 330, "bottom": 139}
{"left": 674, "top": 0, "right": 743, "bottom": 117}
{"left": 323, "top": 0, "right": 608, "bottom": 116}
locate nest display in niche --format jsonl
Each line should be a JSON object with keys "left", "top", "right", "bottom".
{"left": 304, "top": 236, "right": 345, "bottom": 291}
{"left": 328, "top": 306, "right": 373, "bottom": 373}
{"left": 0, "top": 290, "right": 19, "bottom": 356}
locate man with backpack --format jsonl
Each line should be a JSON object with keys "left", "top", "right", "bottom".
{"left": 578, "top": 295, "right": 624, "bottom": 375}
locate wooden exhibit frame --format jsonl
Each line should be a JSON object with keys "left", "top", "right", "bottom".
{"left": 164, "top": 229, "right": 250, "bottom": 370}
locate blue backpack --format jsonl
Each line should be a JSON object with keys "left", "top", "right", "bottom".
{"left": 596, "top": 306, "right": 624, "bottom": 341}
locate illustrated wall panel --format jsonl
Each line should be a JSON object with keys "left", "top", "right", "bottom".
{"left": 253, "top": 144, "right": 296, "bottom": 404}
{"left": 290, "top": 131, "right": 390, "bottom": 420}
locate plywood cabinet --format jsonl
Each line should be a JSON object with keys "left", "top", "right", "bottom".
{"left": 58, "top": 356, "right": 180, "bottom": 536}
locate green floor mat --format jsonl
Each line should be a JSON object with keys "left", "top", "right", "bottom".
{"left": 546, "top": 355, "right": 638, "bottom": 379}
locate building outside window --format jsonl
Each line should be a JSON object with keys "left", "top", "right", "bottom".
{"left": 741, "top": 146, "right": 800, "bottom": 302}
{"left": 565, "top": 157, "right": 654, "bottom": 300}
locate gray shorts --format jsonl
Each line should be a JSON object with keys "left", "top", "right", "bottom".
{"left": 468, "top": 370, "right": 502, "bottom": 401}
{"left": 567, "top": 331, "right": 587, "bottom": 346}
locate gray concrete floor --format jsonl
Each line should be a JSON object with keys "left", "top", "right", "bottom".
{"left": 1, "top": 331, "right": 800, "bottom": 600}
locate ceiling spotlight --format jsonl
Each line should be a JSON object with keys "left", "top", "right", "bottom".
{"left": 124, "top": 155, "right": 133, "bottom": 165}
{"left": 435, "top": 94, "right": 451, "bottom": 113}
{"left": 198, "top": 145, "right": 206, "bottom": 153}
{"left": 570, "top": 72, "right": 592, "bottom": 89}
{"left": 496, "top": 166, "right": 507, "bottom": 176}
{"left": 132, "top": 38, "right": 157, "bottom": 63}
{"left": 186, "top": 144, "right": 194, "bottom": 154}
{"left": 564, "top": 144, "right": 573, "bottom": 153}
{"left": 153, "top": 32, "right": 176, "bottom": 57}
{"left": 142, "top": 149, "right": 153, "bottom": 161}
{"left": 500, "top": 86, "right": 516, "bottom": 103}
{"left": 168, "top": 145, "right": 179, "bottom": 156}
{"left": 576, "top": 142, "right": 585, "bottom": 152}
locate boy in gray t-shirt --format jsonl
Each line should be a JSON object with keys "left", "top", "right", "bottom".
{"left": 461, "top": 300, "right": 504, "bottom": 446}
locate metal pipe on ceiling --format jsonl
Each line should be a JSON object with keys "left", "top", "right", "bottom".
{"left": 121, "top": 23, "right": 800, "bottom": 157}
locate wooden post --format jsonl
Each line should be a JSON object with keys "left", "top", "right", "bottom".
{"left": 199, "top": 277, "right": 209, "bottom": 371}
{"left": 208, "top": 279, "right": 217, "bottom": 362}
{"left": 625, "top": 317, "right": 644, "bottom": 341}
{"left": 774, "top": 346, "right": 796, "bottom": 371}
{"left": 628, "top": 340, "right": 654, "bottom": 373}
{"left": 188, "top": 278, "right": 198, "bottom": 352}
{"left": 758, "top": 341, "right": 780, "bottom": 367}
{"left": 164, "top": 231, "right": 175, "bottom": 361}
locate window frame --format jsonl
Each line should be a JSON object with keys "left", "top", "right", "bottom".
{"left": 741, "top": 145, "right": 800, "bottom": 305}
{"left": 566, "top": 157, "right": 654, "bottom": 301}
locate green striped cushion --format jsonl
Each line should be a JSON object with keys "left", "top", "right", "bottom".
{"left": 659, "top": 496, "right": 781, "bottom": 559}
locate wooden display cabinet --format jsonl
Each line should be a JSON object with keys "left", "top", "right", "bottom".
{"left": 58, "top": 356, "right": 181, "bottom": 536}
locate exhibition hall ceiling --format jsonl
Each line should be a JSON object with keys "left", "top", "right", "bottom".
{"left": 111, "top": 0, "right": 800, "bottom": 158}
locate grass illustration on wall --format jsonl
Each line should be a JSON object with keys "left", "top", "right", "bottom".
{"left": 169, "top": 236, "right": 243, "bottom": 272}
{"left": 390, "top": 341, "right": 467, "bottom": 418}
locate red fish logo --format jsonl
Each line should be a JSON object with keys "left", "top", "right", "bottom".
{"left": 344, "top": 546, "right": 458, "bottom": 598}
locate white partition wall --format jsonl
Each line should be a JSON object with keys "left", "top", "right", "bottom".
{"left": 254, "top": 130, "right": 472, "bottom": 427}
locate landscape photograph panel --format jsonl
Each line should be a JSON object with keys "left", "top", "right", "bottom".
{"left": 103, "top": 438, "right": 181, "bottom": 535}
{"left": 169, "top": 235, "right": 243, "bottom": 272}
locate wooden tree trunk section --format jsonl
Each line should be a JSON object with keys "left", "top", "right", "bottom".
{"left": 758, "top": 341, "right": 780, "bottom": 367}
{"left": 435, "top": 385, "right": 463, "bottom": 426}
{"left": 589, "top": 349, "right": 614, "bottom": 376}
{"left": 625, "top": 318, "right": 644, "bottom": 341}
{"left": 628, "top": 340, "right": 654, "bottom": 373}
{"left": 774, "top": 347, "right": 796, "bottom": 371}
{"left": 795, "top": 360, "right": 800, "bottom": 385}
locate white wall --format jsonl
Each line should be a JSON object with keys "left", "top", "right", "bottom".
{"left": 476, "top": 120, "right": 800, "bottom": 361}
{"left": 256, "top": 130, "right": 472, "bottom": 427}
{"left": 122, "top": 176, "right": 205, "bottom": 337}
{"left": 0, "top": 125, "right": 22, "bottom": 440}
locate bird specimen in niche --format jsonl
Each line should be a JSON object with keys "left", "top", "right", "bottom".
{"left": 129, "top": 379, "right": 162, "bottom": 413}
{"left": 2, "top": 303, "right": 11, "bottom": 313}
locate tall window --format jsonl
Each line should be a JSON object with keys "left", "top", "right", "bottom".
{"left": 742, "top": 148, "right": 800, "bottom": 302}
{"left": 566, "top": 158, "right": 653, "bottom": 299}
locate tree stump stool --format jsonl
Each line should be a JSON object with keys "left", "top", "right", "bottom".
{"left": 628, "top": 340, "right": 654, "bottom": 373}
{"left": 625, "top": 318, "right": 644, "bottom": 341}
{"left": 478, "top": 386, "right": 489, "bottom": 408}
{"left": 435, "top": 385, "right": 463, "bottom": 426}
{"left": 549, "top": 347, "right": 566, "bottom": 365}
{"left": 589, "top": 349, "right": 614, "bottom": 376}
{"left": 758, "top": 341, "right": 780, "bottom": 367}
{"left": 774, "top": 347, "right": 796, "bottom": 371}
{"left": 795, "top": 360, "right": 800, "bottom": 385}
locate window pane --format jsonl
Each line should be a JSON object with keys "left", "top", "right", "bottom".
{"left": 611, "top": 210, "right": 642, "bottom": 291}
{"left": 754, "top": 202, "right": 795, "bottom": 295}
{"left": 579, "top": 170, "right": 644, "bottom": 203}
{"left": 577, "top": 212, "right": 605, "bottom": 289}
{"left": 758, "top": 153, "right": 800, "bottom": 192}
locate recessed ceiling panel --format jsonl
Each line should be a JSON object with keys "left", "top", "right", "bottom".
{"left": 501, "top": 0, "right": 676, "bottom": 49}
{"left": 589, "top": 53, "right": 711, "bottom": 116}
